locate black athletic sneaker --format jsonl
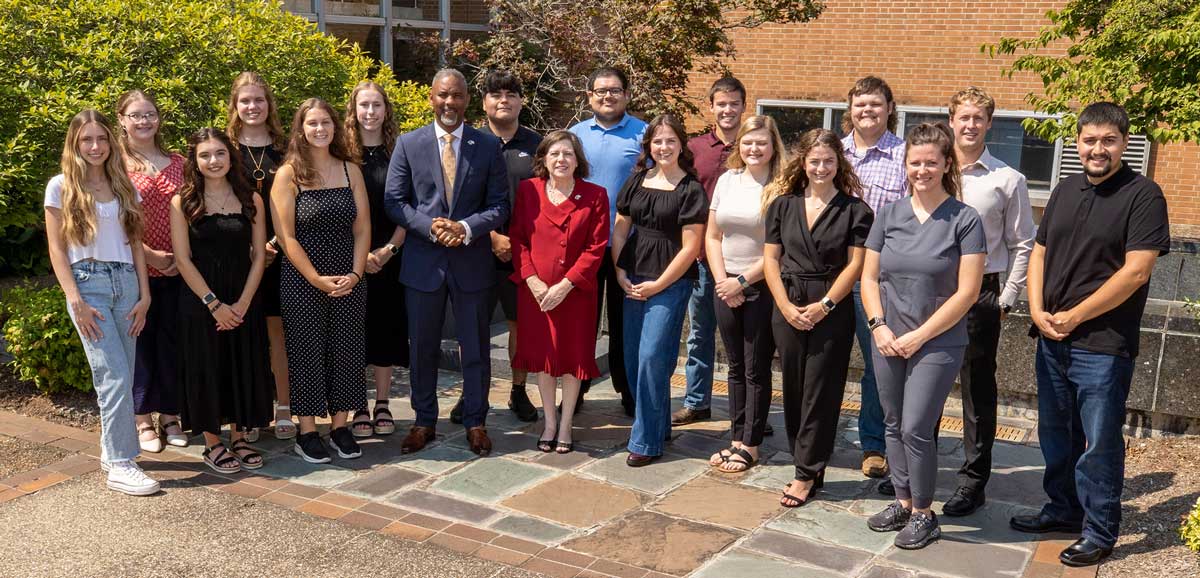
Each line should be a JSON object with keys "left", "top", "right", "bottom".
{"left": 329, "top": 427, "right": 362, "bottom": 459}
{"left": 895, "top": 510, "right": 941, "bottom": 550}
{"left": 294, "top": 431, "right": 331, "bottom": 464}
{"left": 868, "top": 500, "right": 912, "bottom": 532}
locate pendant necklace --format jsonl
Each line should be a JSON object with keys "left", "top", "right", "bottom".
{"left": 245, "top": 144, "right": 268, "bottom": 192}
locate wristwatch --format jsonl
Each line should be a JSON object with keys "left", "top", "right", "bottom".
{"left": 202, "top": 292, "right": 218, "bottom": 307}
{"left": 385, "top": 243, "right": 400, "bottom": 256}
{"left": 819, "top": 296, "right": 836, "bottom": 314}
{"left": 736, "top": 274, "right": 750, "bottom": 290}
{"left": 1000, "top": 303, "right": 1013, "bottom": 314}
{"left": 868, "top": 316, "right": 887, "bottom": 331}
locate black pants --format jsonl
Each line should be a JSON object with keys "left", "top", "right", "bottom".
{"left": 582, "top": 255, "right": 632, "bottom": 407}
{"left": 715, "top": 281, "right": 775, "bottom": 446}
{"left": 957, "top": 273, "right": 1002, "bottom": 491}
{"left": 133, "top": 275, "right": 180, "bottom": 415}
{"left": 772, "top": 282, "right": 855, "bottom": 482}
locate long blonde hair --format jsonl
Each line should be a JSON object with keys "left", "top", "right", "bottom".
{"left": 724, "top": 115, "right": 787, "bottom": 210}
{"left": 59, "top": 110, "right": 143, "bottom": 246}
{"left": 115, "top": 89, "right": 170, "bottom": 174}
{"left": 226, "top": 71, "right": 287, "bottom": 152}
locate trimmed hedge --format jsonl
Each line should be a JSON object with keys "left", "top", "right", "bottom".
{"left": 0, "top": 0, "right": 431, "bottom": 275}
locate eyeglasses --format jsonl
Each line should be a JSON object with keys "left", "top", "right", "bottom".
{"left": 589, "top": 88, "right": 625, "bottom": 97}
{"left": 123, "top": 112, "right": 159, "bottom": 122}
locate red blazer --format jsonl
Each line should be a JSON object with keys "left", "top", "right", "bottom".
{"left": 509, "top": 177, "right": 610, "bottom": 292}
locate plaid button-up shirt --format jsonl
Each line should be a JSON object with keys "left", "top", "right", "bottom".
{"left": 841, "top": 131, "right": 906, "bottom": 213}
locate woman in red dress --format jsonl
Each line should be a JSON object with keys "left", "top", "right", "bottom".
{"left": 510, "top": 130, "right": 610, "bottom": 454}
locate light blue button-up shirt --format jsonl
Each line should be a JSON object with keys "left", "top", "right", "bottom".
{"left": 569, "top": 113, "right": 647, "bottom": 239}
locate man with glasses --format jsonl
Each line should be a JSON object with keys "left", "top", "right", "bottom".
{"left": 569, "top": 67, "right": 647, "bottom": 415}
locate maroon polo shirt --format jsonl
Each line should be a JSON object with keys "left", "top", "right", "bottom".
{"left": 689, "top": 130, "right": 733, "bottom": 263}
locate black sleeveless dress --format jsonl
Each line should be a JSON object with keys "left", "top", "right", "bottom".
{"left": 177, "top": 213, "right": 273, "bottom": 435}
{"left": 362, "top": 144, "right": 409, "bottom": 368}
{"left": 239, "top": 144, "right": 284, "bottom": 317}
{"left": 279, "top": 162, "right": 367, "bottom": 417}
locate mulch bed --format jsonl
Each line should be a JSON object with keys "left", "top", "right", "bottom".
{"left": 0, "top": 367, "right": 99, "bottom": 431}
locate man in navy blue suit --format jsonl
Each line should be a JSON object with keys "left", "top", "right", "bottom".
{"left": 384, "top": 68, "right": 510, "bottom": 456}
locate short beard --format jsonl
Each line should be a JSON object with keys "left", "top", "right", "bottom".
{"left": 1083, "top": 157, "right": 1116, "bottom": 178}
{"left": 438, "top": 111, "right": 461, "bottom": 128}
{"left": 593, "top": 108, "right": 624, "bottom": 124}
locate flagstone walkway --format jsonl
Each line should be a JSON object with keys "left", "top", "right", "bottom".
{"left": 0, "top": 368, "right": 1096, "bottom": 578}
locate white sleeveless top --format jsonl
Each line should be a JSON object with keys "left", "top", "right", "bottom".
{"left": 44, "top": 174, "right": 138, "bottom": 264}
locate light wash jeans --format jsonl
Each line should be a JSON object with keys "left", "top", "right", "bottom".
{"left": 624, "top": 277, "right": 692, "bottom": 456}
{"left": 67, "top": 260, "right": 141, "bottom": 463}
{"left": 682, "top": 261, "right": 715, "bottom": 411}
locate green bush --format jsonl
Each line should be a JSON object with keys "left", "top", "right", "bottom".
{"left": 1183, "top": 496, "right": 1200, "bottom": 553}
{"left": 0, "top": 0, "right": 431, "bottom": 275}
{"left": 1, "top": 284, "right": 91, "bottom": 393}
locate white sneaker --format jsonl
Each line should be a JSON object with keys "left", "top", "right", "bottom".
{"left": 106, "top": 461, "right": 161, "bottom": 496}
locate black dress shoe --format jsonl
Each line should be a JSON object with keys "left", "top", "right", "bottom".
{"left": 1009, "top": 512, "right": 1083, "bottom": 534}
{"left": 1059, "top": 538, "right": 1112, "bottom": 567}
{"left": 942, "top": 486, "right": 985, "bottom": 517}
{"left": 508, "top": 385, "right": 538, "bottom": 422}
{"left": 878, "top": 478, "right": 895, "bottom": 496}
{"left": 449, "top": 398, "right": 464, "bottom": 424}
{"left": 764, "top": 422, "right": 774, "bottom": 436}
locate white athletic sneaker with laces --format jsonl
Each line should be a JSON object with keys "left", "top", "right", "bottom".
{"left": 106, "top": 460, "right": 161, "bottom": 496}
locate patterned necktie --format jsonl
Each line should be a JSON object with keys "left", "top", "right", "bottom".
{"left": 441, "top": 133, "right": 456, "bottom": 207}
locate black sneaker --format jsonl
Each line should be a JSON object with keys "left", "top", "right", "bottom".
{"left": 449, "top": 397, "right": 464, "bottom": 425}
{"left": 878, "top": 478, "right": 896, "bottom": 496}
{"left": 764, "top": 422, "right": 774, "bottom": 436}
{"left": 508, "top": 385, "right": 538, "bottom": 422}
{"left": 942, "top": 486, "right": 985, "bottom": 517}
{"left": 329, "top": 427, "right": 362, "bottom": 459}
{"left": 868, "top": 501, "right": 911, "bottom": 532}
{"left": 895, "top": 511, "right": 941, "bottom": 550}
{"left": 294, "top": 431, "right": 331, "bottom": 464}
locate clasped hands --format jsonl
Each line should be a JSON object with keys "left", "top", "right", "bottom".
{"left": 614, "top": 268, "right": 664, "bottom": 301}
{"left": 872, "top": 325, "right": 927, "bottom": 359}
{"left": 526, "top": 276, "right": 572, "bottom": 312}
{"left": 778, "top": 300, "right": 827, "bottom": 332}
{"left": 432, "top": 217, "right": 467, "bottom": 247}
{"left": 1032, "top": 308, "right": 1080, "bottom": 341}
{"left": 714, "top": 276, "right": 745, "bottom": 308}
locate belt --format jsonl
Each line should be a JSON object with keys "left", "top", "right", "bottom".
{"left": 782, "top": 270, "right": 838, "bottom": 281}
{"left": 633, "top": 226, "right": 670, "bottom": 240}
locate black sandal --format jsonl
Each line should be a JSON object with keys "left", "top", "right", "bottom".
{"left": 204, "top": 443, "right": 241, "bottom": 474}
{"left": 351, "top": 409, "right": 373, "bottom": 438}
{"left": 230, "top": 439, "right": 264, "bottom": 470}
{"left": 373, "top": 401, "right": 395, "bottom": 436}
{"left": 555, "top": 441, "right": 574, "bottom": 454}
{"left": 537, "top": 439, "right": 555, "bottom": 453}
{"left": 710, "top": 446, "right": 738, "bottom": 467}
{"left": 718, "top": 447, "right": 757, "bottom": 473}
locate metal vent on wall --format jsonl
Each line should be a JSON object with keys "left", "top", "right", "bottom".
{"left": 1055, "top": 134, "right": 1152, "bottom": 181}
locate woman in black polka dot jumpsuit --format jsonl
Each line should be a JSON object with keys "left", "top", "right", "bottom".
{"left": 270, "top": 98, "right": 370, "bottom": 464}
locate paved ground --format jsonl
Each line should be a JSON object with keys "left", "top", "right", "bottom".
{"left": 0, "top": 364, "right": 1123, "bottom": 578}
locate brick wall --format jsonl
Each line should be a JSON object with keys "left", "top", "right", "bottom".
{"left": 688, "top": 1, "right": 1200, "bottom": 236}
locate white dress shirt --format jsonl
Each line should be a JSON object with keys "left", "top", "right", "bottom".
{"left": 960, "top": 148, "right": 1036, "bottom": 308}
{"left": 432, "top": 122, "right": 472, "bottom": 243}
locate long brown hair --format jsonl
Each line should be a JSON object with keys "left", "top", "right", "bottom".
{"left": 115, "top": 89, "right": 171, "bottom": 174}
{"left": 178, "top": 128, "right": 257, "bottom": 223}
{"left": 635, "top": 113, "right": 695, "bottom": 176}
{"left": 284, "top": 98, "right": 351, "bottom": 188}
{"left": 226, "top": 71, "right": 287, "bottom": 152}
{"left": 905, "top": 122, "right": 961, "bottom": 199}
{"left": 344, "top": 80, "right": 398, "bottom": 162}
{"left": 763, "top": 128, "right": 863, "bottom": 216}
{"left": 58, "top": 110, "right": 143, "bottom": 246}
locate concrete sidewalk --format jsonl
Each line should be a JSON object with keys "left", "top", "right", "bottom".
{"left": 0, "top": 368, "right": 1093, "bottom": 578}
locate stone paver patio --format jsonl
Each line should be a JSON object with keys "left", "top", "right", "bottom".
{"left": 0, "top": 362, "right": 1096, "bottom": 578}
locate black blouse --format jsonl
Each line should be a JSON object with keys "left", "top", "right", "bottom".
{"left": 615, "top": 170, "right": 709, "bottom": 280}
{"left": 239, "top": 144, "right": 284, "bottom": 237}
{"left": 765, "top": 191, "right": 873, "bottom": 285}
{"left": 361, "top": 144, "right": 394, "bottom": 247}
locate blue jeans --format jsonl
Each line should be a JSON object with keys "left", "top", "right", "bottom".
{"left": 67, "top": 261, "right": 141, "bottom": 464}
{"left": 624, "top": 277, "right": 691, "bottom": 456}
{"left": 683, "top": 261, "right": 715, "bottom": 410}
{"left": 1035, "top": 338, "right": 1132, "bottom": 549}
{"left": 852, "top": 285, "right": 886, "bottom": 453}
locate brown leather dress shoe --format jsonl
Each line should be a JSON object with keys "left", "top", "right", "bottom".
{"left": 467, "top": 426, "right": 492, "bottom": 456}
{"left": 401, "top": 426, "right": 436, "bottom": 454}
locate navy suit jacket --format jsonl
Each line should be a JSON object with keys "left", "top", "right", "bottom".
{"left": 384, "top": 123, "right": 510, "bottom": 293}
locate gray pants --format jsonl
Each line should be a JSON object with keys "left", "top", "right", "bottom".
{"left": 874, "top": 345, "right": 966, "bottom": 509}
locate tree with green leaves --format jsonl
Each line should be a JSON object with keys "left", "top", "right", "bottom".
{"left": 988, "top": 0, "right": 1200, "bottom": 143}
{"left": 0, "top": 0, "right": 430, "bottom": 275}
{"left": 447, "top": 0, "right": 824, "bottom": 131}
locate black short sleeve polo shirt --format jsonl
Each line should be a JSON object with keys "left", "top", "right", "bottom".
{"left": 1031, "top": 164, "right": 1171, "bottom": 358}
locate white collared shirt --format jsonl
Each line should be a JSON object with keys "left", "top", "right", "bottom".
{"left": 431, "top": 122, "right": 472, "bottom": 243}
{"left": 960, "top": 148, "right": 1036, "bottom": 308}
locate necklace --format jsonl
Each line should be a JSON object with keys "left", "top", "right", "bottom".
{"left": 546, "top": 180, "right": 574, "bottom": 206}
{"left": 363, "top": 144, "right": 385, "bottom": 161}
{"left": 205, "top": 188, "right": 236, "bottom": 214}
{"left": 243, "top": 143, "right": 268, "bottom": 190}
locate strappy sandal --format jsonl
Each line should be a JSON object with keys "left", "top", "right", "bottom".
{"left": 718, "top": 447, "right": 757, "bottom": 473}
{"left": 204, "top": 443, "right": 241, "bottom": 474}
{"left": 709, "top": 446, "right": 738, "bottom": 467}
{"left": 537, "top": 438, "right": 555, "bottom": 453}
{"left": 138, "top": 423, "right": 163, "bottom": 453}
{"left": 373, "top": 400, "right": 395, "bottom": 436}
{"left": 230, "top": 439, "right": 264, "bottom": 470}
{"left": 351, "top": 409, "right": 374, "bottom": 438}
{"left": 555, "top": 441, "right": 574, "bottom": 454}
{"left": 274, "top": 405, "right": 297, "bottom": 440}
{"left": 781, "top": 478, "right": 821, "bottom": 508}
{"left": 159, "top": 418, "right": 189, "bottom": 448}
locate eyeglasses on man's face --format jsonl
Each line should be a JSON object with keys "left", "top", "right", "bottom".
{"left": 589, "top": 88, "right": 625, "bottom": 97}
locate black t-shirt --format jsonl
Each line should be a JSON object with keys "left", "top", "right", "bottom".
{"left": 478, "top": 124, "right": 542, "bottom": 270}
{"left": 361, "top": 144, "right": 393, "bottom": 247}
{"left": 615, "top": 170, "right": 709, "bottom": 280}
{"left": 1031, "top": 164, "right": 1170, "bottom": 358}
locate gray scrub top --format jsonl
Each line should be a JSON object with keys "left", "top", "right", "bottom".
{"left": 865, "top": 196, "right": 987, "bottom": 348}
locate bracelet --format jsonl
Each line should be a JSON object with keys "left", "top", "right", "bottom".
{"left": 347, "top": 271, "right": 361, "bottom": 281}
{"left": 208, "top": 300, "right": 223, "bottom": 313}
